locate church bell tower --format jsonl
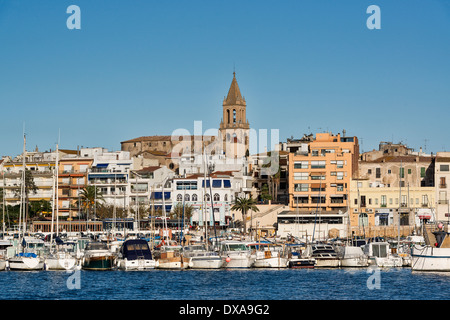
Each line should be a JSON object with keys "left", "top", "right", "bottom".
{"left": 219, "top": 72, "right": 250, "bottom": 159}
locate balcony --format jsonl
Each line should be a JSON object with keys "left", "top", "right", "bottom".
{"left": 440, "top": 184, "right": 447, "bottom": 188}
{"left": 438, "top": 200, "right": 449, "bottom": 205}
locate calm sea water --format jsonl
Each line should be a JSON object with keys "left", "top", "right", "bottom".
{"left": 0, "top": 268, "right": 449, "bottom": 301}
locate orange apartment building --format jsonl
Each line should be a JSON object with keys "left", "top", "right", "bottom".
{"left": 58, "top": 157, "right": 93, "bottom": 219}
{"left": 288, "top": 132, "right": 359, "bottom": 214}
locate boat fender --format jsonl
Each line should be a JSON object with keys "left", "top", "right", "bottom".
{"left": 226, "top": 256, "right": 231, "bottom": 263}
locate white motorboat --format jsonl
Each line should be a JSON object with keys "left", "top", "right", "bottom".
{"left": 117, "top": 238, "right": 156, "bottom": 270}
{"left": 304, "top": 243, "right": 341, "bottom": 268}
{"left": 182, "top": 244, "right": 224, "bottom": 269}
{"left": 0, "top": 239, "right": 12, "bottom": 271}
{"left": 247, "top": 242, "right": 288, "bottom": 268}
{"left": 363, "top": 241, "right": 402, "bottom": 268}
{"left": 337, "top": 245, "right": 369, "bottom": 267}
{"left": 220, "top": 240, "right": 255, "bottom": 268}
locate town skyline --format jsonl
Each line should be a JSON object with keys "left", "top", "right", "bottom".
{"left": 1, "top": 1, "right": 449, "bottom": 158}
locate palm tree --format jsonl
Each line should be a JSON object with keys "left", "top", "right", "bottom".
{"left": 79, "top": 185, "right": 104, "bottom": 220}
{"left": 231, "top": 196, "right": 259, "bottom": 235}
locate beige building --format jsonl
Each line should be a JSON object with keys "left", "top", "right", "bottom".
{"left": 436, "top": 152, "right": 450, "bottom": 222}
{"left": 349, "top": 179, "right": 435, "bottom": 236}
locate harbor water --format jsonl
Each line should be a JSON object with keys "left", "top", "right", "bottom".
{"left": 1, "top": 268, "right": 450, "bottom": 300}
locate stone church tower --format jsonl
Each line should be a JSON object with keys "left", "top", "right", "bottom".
{"left": 219, "top": 72, "right": 250, "bottom": 159}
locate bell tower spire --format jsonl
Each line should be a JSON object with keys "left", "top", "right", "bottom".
{"left": 219, "top": 72, "right": 250, "bottom": 159}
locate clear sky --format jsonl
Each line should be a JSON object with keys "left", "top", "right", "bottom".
{"left": 0, "top": 0, "right": 449, "bottom": 158}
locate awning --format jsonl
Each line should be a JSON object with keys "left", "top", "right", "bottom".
{"left": 96, "top": 163, "right": 108, "bottom": 168}
{"left": 375, "top": 212, "right": 389, "bottom": 217}
{"left": 419, "top": 215, "right": 431, "bottom": 219}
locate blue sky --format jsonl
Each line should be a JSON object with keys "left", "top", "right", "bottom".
{"left": 0, "top": 0, "right": 449, "bottom": 157}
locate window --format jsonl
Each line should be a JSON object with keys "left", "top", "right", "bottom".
{"left": 336, "top": 161, "right": 344, "bottom": 168}
{"left": 441, "top": 165, "right": 450, "bottom": 172}
{"left": 192, "top": 194, "right": 198, "bottom": 201}
{"left": 294, "top": 161, "right": 308, "bottom": 169}
{"left": 401, "top": 195, "right": 407, "bottom": 207}
{"left": 422, "top": 195, "right": 428, "bottom": 206}
{"left": 204, "top": 194, "right": 210, "bottom": 202}
{"left": 400, "top": 168, "right": 404, "bottom": 178}
{"left": 184, "top": 194, "right": 190, "bottom": 202}
{"left": 336, "top": 172, "right": 344, "bottom": 180}
{"left": 381, "top": 195, "right": 387, "bottom": 207}
{"left": 177, "top": 194, "right": 182, "bottom": 201}
{"left": 212, "top": 180, "right": 222, "bottom": 188}
{"left": 311, "top": 150, "right": 319, "bottom": 157}
{"left": 224, "top": 194, "right": 228, "bottom": 202}
{"left": 214, "top": 193, "right": 220, "bottom": 201}
{"left": 440, "top": 177, "right": 446, "bottom": 188}
{"left": 376, "top": 168, "right": 381, "bottom": 179}
{"left": 408, "top": 169, "right": 412, "bottom": 175}
{"left": 294, "top": 172, "right": 308, "bottom": 180}
{"left": 310, "top": 161, "right": 326, "bottom": 168}
{"left": 421, "top": 167, "right": 426, "bottom": 178}
{"left": 294, "top": 184, "right": 308, "bottom": 192}
{"left": 311, "top": 174, "right": 326, "bottom": 180}
{"left": 368, "top": 169, "right": 372, "bottom": 175}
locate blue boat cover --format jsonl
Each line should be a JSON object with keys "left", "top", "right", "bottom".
{"left": 121, "top": 239, "right": 152, "bottom": 260}
{"left": 18, "top": 252, "right": 37, "bottom": 258}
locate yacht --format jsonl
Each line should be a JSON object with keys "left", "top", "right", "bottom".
{"left": 0, "top": 239, "right": 12, "bottom": 271}
{"left": 81, "top": 241, "right": 116, "bottom": 270}
{"left": 117, "top": 238, "right": 156, "bottom": 270}
{"left": 220, "top": 240, "right": 255, "bottom": 268}
{"left": 363, "top": 241, "right": 402, "bottom": 268}
{"left": 304, "top": 243, "right": 341, "bottom": 268}
{"left": 154, "top": 245, "right": 191, "bottom": 269}
{"left": 182, "top": 244, "right": 224, "bottom": 269}
{"left": 247, "top": 242, "right": 288, "bottom": 268}
{"left": 336, "top": 243, "right": 369, "bottom": 267}
{"left": 286, "top": 243, "right": 316, "bottom": 268}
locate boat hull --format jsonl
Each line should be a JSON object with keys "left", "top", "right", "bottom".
{"left": 223, "top": 255, "right": 255, "bottom": 268}
{"left": 82, "top": 255, "right": 115, "bottom": 271}
{"left": 9, "top": 256, "right": 45, "bottom": 271}
{"left": 0, "top": 259, "right": 7, "bottom": 271}
{"left": 288, "top": 258, "right": 316, "bottom": 269}
{"left": 340, "top": 257, "right": 368, "bottom": 267}
{"left": 156, "top": 257, "right": 191, "bottom": 269}
{"left": 253, "top": 257, "right": 288, "bottom": 268}
{"left": 118, "top": 258, "right": 156, "bottom": 270}
{"left": 411, "top": 246, "right": 450, "bottom": 271}
{"left": 46, "top": 256, "right": 78, "bottom": 270}
{"left": 190, "top": 257, "right": 224, "bottom": 269}
{"left": 314, "top": 258, "right": 341, "bottom": 268}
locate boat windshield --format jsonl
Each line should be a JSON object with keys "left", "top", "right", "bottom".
{"left": 224, "top": 244, "right": 248, "bottom": 251}
{"left": 85, "top": 242, "right": 109, "bottom": 251}
{"left": 126, "top": 243, "right": 149, "bottom": 251}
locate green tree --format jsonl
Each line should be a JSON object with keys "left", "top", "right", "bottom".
{"left": 260, "top": 183, "right": 272, "bottom": 203}
{"left": 79, "top": 185, "right": 104, "bottom": 220}
{"left": 231, "top": 196, "right": 259, "bottom": 235}
{"left": 171, "top": 202, "right": 194, "bottom": 222}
